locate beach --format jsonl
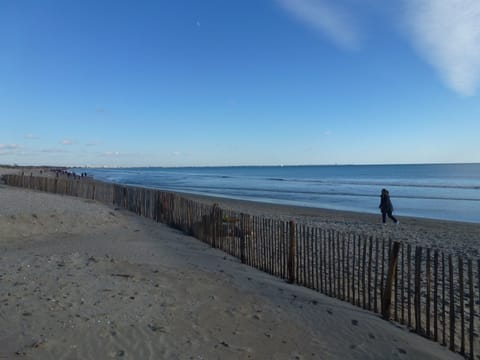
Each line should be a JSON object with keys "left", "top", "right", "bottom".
{"left": 180, "top": 192, "right": 480, "bottom": 258}
{"left": 0, "top": 167, "right": 465, "bottom": 359}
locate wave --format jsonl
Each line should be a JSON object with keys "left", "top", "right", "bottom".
{"left": 84, "top": 167, "right": 480, "bottom": 191}
{"left": 126, "top": 182, "right": 480, "bottom": 203}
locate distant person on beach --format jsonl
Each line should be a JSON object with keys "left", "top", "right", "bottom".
{"left": 379, "top": 189, "right": 399, "bottom": 224}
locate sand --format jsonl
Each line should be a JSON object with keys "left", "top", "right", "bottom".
{"left": 0, "top": 170, "right": 463, "bottom": 359}
{"left": 180, "top": 192, "right": 480, "bottom": 258}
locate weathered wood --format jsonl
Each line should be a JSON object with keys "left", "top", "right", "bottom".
{"left": 276, "top": 220, "right": 280, "bottom": 277}
{"left": 337, "top": 232, "right": 341, "bottom": 299}
{"left": 288, "top": 220, "right": 296, "bottom": 284}
{"left": 304, "top": 227, "right": 309, "bottom": 287}
{"left": 434, "top": 250, "right": 439, "bottom": 342}
{"left": 442, "top": 253, "right": 446, "bottom": 346}
{"left": 263, "top": 218, "right": 267, "bottom": 272}
{"left": 459, "top": 257, "right": 465, "bottom": 355}
{"left": 342, "top": 234, "right": 346, "bottom": 300}
{"left": 319, "top": 229, "right": 324, "bottom": 293}
{"left": 347, "top": 234, "right": 351, "bottom": 303}
{"left": 315, "top": 228, "right": 319, "bottom": 291}
{"left": 449, "top": 254, "right": 455, "bottom": 351}
{"left": 394, "top": 242, "right": 399, "bottom": 322}
{"left": 254, "top": 217, "right": 258, "bottom": 269}
{"left": 426, "top": 248, "right": 431, "bottom": 338}
{"left": 374, "top": 237, "right": 379, "bottom": 313}
{"left": 331, "top": 230, "right": 335, "bottom": 297}
{"left": 380, "top": 238, "right": 385, "bottom": 311}
{"left": 352, "top": 234, "right": 356, "bottom": 305}
{"left": 408, "top": 244, "right": 412, "bottom": 328}
{"left": 357, "top": 235, "right": 361, "bottom": 306}
{"left": 311, "top": 227, "right": 316, "bottom": 290}
{"left": 240, "top": 214, "right": 246, "bottom": 264}
{"left": 362, "top": 237, "right": 367, "bottom": 309}
{"left": 382, "top": 241, "right": 401, "bottom": 319}
{"left": 323, "top": 229, "right": 328, "bottom": 295}
{"left": 329, "top": 231, "right": 333, "bottom": 297}
{"left": 401, "top": 242, "right": 405, "bottom": 324}
{"left": 301, "top": 225, "right": 306, "bottom": 285}
{"left": 468, "top": 259, "right": 474, "bottom": 360}
{"left": 415, "top": 247, "right": 422, "bottom": 333}
{"left": 368, "top": 236, "right": 373, "bottom": 311}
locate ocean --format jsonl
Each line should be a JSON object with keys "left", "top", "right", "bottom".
{"left": 74, "top": 164, "right": 480, "bottom": 223}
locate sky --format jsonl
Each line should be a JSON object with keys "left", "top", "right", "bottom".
{"left": 1, "top": 0, "right": 479, "bottom": 167}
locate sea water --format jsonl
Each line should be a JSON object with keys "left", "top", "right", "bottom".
{"left": 75, "top": 164, "right": 480, "bottom": 223}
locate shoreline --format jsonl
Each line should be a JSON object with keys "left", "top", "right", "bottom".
{"left": 0, "top": 175, "right": 462, "bottom": 359}
{"left": 2, "top": 166, "right": 480, "bottom": 257}
{"left": 176, "top": 191, "right": 480, "bottom": 257}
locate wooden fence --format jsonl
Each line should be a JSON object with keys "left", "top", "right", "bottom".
{"left": 2, "top": 174, "right": 478, "bottom": 358}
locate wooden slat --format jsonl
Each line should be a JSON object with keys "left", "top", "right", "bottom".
{"left": 374, "top": 237, "right": 379, "bottom": 313}
{"left": 434, "top": 250, "right": 439, "bottom": 342}
{"left": 426, "top": 248, "right": 431, "bottom": 338}
{"left": 449, "top": 254, "right": 455, "bottom": 351}
{"left": 459, "top": 257, "right": 465, "bottom": 355}
{"left": 382, "top": 241, "right": 401, "bottom": 319}
{"left": 408, "top": 244, "right": 412, "bottom": 328}
{"left": 468, "top": 259, "right": 474, "bottom": 360}
{"left": 415, "top": 247, "right": 422, "bottom": 334}
{"left": 368, "top": 236, "right": 373, "bottom": 311}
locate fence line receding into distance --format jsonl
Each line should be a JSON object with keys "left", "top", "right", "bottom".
{"left": 2, "top": 174, "right": 478, "bottom": 359}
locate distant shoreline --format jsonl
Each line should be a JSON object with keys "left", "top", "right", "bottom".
{"left": 2, "top": 165, "right": 480, "bottom": 257}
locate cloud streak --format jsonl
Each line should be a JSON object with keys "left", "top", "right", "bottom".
{"left": 405, "top": 0, "right": 480, "bottom": 96}
{"left": 277, "top": 0, "right": 360, "bottom": 50}
{"left": 0, "top": 144, "right": 21, "bottom": 156}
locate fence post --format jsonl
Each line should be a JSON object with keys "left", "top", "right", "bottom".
{"left": 288, "top": 221, "right": 296, "bottom": 284}
{"left": 382, "top": 241, "right": 401, "bottom": 319}
{"left": 240, "top": 213, "right": 246, "bottom": 264}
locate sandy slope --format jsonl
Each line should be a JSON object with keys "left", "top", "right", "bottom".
{"left": 0, "top": 184, "right": 461, "bottom": 360}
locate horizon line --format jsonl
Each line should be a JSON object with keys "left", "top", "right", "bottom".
{"left": 3, "top": 162, "right": 480, "bottom": 169}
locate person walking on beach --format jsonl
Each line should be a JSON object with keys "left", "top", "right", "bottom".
{"left": 379, "top": 188, "right": 399, "bottom": 224}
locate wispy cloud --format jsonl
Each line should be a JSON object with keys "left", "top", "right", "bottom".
{"left": 0, "top": 144, "right": 20, "bottom": 150}
{"left": 277, "top": 0, "right": 360, "bottom": 50}
{"left": 24, "top": 134, "right": 40, "bottom": 140}
{"left": 0, "top": 144, "right": 21, "bottom": 155}
{"left": 405, "top": 0, "right": 480, "bottom": 96}
{"left": 60, "top": 139, "right": 74, "bottom": 145}
{"left": 103, "top": 151, "right": 120, "bottom": 156}
{"left": 85, "top": 141, "right": 101, "bottom": 146}
{"left": 40, "top": 148, "right": 69, "bottom": 154}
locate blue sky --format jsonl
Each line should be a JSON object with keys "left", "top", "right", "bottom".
{"left": 1, "top": 0, "right": 479, "bottom": 167}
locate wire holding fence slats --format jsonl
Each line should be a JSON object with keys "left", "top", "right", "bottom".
{"left": 2, "top": 173, "right": 478, "bottom": 359}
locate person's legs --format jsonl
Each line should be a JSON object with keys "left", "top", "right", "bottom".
{"left": 387, "top": 211, "right": 398, "bottom": 223}
{"left": 382, "top": 212, "right": 386, "bottom": 223}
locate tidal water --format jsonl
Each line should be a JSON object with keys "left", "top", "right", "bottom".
{"left": 75, "top": 164, "right": 480, "bottom": 223}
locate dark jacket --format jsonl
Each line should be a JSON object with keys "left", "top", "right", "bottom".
{"left": 379, "top": 194, "right": 394, "bottom": 213}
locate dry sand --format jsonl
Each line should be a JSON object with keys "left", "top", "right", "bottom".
{"left": 0, "top": 174, "right": 462, "bottom": 359}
